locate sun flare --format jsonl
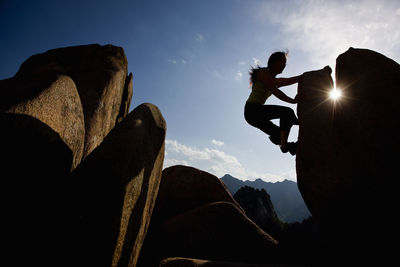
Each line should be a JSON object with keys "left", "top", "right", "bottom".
{"left": 329, "top": 88, "right": 342, "bottom": 101}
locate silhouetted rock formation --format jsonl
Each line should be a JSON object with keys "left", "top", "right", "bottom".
{"left": 221, "top": 174, "right": 310, "bottom": 223}
{"left": 5, "top": 43, "right": 398, "bottom": 266}
{"left": 232, "top": 185, "right": 314, "bottom": 265}
{"left": 138, "top": 166, "right": 281, "bottom": 266}
{"left": 233, "top": 186, "right": 283, "bottom": 238}
{"left": 297, "top": 47, "right": 400, "bottom": 262}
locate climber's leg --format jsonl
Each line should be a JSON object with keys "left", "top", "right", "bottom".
{"left": 245, "top": 102, "right": 281, "bottom": 144}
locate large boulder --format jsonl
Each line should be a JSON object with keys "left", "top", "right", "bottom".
{"left": 1, "top": 112, "right": 75, "bottom": 266}
{"left": 0, "top": 74, "right": 85, "bottom": 169}
{"left": 13, "top": 44, "right": 133, "bottom": 159}
{"left": 0, "top": 74, "right": 86, "bottom": 265}
{"left": 138, "top": 166, "right": 281, "bottom": 266}
{"left": 296, "top": 48, "right": 400, "bottom": 260}
{"left": 296, "top": 66, "right": 335, "bottom": 221}
{"left": 155, "top": 165, "right": 244, "bottom": 220}
{"left": 159, "top": 201, "right": 279, "bottom": 264}
{"left": 67, "top": 103, "right": 166, "bottom": 267}
{"left": 233, "top": 186, "right": 283, "bottom": 239}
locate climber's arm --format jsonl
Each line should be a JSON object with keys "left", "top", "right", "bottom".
{"left": 258, "top": 70, "right": 297, "bottom": 104}
{"left": 276, "top": 75, "right": 302, "bottom": 88}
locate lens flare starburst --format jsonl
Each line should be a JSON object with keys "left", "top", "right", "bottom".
{"left": 329, "top": 88, "right": 342, "bottom": 101}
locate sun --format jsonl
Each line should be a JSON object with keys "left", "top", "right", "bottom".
{"left": 329, "top": 88, "right": 342, "bottom": 101}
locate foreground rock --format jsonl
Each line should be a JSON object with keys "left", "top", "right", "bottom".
{"left": 155, "top": 165, "right": 244, "bottom": 220}
{"left": 160, "top": 201, "right": 279, "bottom": 263}
{"left": 160, "top": 257, "right": 302, "bottom": 267}
{"left": 0, "top": 74, "right": 85, "bottom": 264}
{"left": 13, "top": 44, "right": 133, "bottom": 159}
{"left": 0, "top": 74, "right": 85, "bottom": 169}
{"left": 138, "top": 166, "right": 280, "bottom": 266}
{"left": 296, "top": 48, "right": 400, "bottom": 260}
{"left": 67, "top": 103, "right": 166, "bottom": 266}
{"left": 234, "top": 186, "right": 283, "bottom": 239}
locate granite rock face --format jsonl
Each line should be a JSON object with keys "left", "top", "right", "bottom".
{"left": 0, "top": 44, "right": 167, "bottom": 267}
{"left": 296, "top": 48, "right": 400, "bottom": 260}
{"left": 68, "top": 103, "right": 166, "bottom": 267}
{"left": 14, "top": 44, "right": 133, "bottom": 159}
{"left": 138, "top": 166, "right": 280, "bottom": 266}
{"left": 0, "top": 74, "right": 85, "bottom": 169}
{"left": 155, "top": 165, "right": 244, "bottom": 221}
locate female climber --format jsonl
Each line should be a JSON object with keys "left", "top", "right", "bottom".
{"left": 244, "top": 51, "right": 301, "bottom": 155}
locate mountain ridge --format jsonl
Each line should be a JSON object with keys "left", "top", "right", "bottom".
{"left": 220, "top": 174, "right": 311, "bottom": 223}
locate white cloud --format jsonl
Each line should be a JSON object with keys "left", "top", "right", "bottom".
{"left": 235, "top": 70, "right": 243, "bottom": 81}
{"left": 164, "top": 139, "right": 295, "bottom": 182}
{"left": 257, "top": 0, "right": 400, "bottom": 68}
{"left": 168, "top": 59, "right": 177, "bottom": 64}
{"left": 212, "top": 139, "right": 224, "bottom": 146}
{"left": 168, "top": 58, "right": 187, "bottom": 66}
{"left": 166, "top": 140, "right": 210, "bottom": 160}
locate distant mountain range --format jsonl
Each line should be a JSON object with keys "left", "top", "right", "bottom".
{"left": 220, "top": 174, "right": 311, "bottom": 223}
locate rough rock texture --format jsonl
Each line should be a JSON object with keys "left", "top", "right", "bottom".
{"left": 13, "top": 44, "right": 133, "bottom": 159}
{"left": 0, "top": 74, "right": 85, "bottom": 169}
{"left": 67, "top": 103, "right": 166, "bottom": 267}
{"left": 138, "top": 166, "right": 280, "bottom": 267}
{"left": 118, "top": 72, "right": 134, "bottom": 123}
{"left": 296, "top": 48, "right": 400, "bottom": 261}
{"left": 156, "top": 165, "right": 244, "bottom": 220}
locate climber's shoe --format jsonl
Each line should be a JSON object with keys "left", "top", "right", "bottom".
{"left": 280, "top": 142, "right": 297, "bottom": 156}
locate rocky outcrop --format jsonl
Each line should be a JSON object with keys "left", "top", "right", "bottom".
{"left": 155, "top": 165, "right": 244, "bottom": 220}
{"left": 234, "top": 186, "right": 283, "bottom": 239}
{"left": 296, "top": 65, "right": 335, "bottom": 221}
{"left": 0, "top": 74, "right": 85, "bottom": 169}
{"left": 67, "top": 103, "right": 166, "bottom": 267}
{"left": 138, "top": 166, "right": 280, "bottom": 266}
{"left": 296, "top": 48, "right": 400, "bottom": 260}
{"left": 12, "top": 44, "right": 133, "bottom": 159}
{"left": 0, "top": 45, "right": 166, "bottom": 266}
{"left": 159, "top": 257, "right": 298, "bottom": 267}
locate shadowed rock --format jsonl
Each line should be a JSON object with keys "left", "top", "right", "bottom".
{"left": 160, "top": 257, "right": 301, "bottom": 267}
{"left": 296, "top": 66, "right": 335, "bottom": 221}
{"left": 138, "top": 166, "right": 281, "bottom": 266}
{"left": 67, "top": 103, "right": 166, "bottom": 267}
{"left": 155, "top": 165, "right": 243, "bottom": 220}
{"left": 0, "top": 113, "right": 73, "bottom": 265}
{"left": 159, "top": 201, "right": 279, "bottom": 264}
{"left": 296, "top": 48, "right": 400, "bottom": 261}
{"left": 13, "top": 44, "right": 133, "bottom": 159}
{"left": 0, "top": 74, "right": 85, "bottom": 169}
{"left": 234, "top": 186, "right": 283, "bottom": 239}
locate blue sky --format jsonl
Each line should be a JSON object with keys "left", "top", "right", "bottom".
{"left": 1, "top": 0, "right": 400, "bottom": 182}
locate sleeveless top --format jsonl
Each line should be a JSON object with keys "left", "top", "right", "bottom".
{"left": 246, "top": 80, "right": 272, "bottom": 105}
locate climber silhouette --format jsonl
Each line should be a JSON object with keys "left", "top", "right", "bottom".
{"left": 244, "top": 51, "right": 301, "bottom": 155}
